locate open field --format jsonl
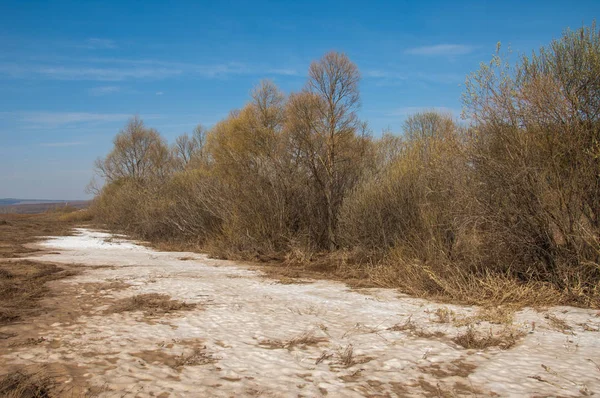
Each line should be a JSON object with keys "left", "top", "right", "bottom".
{"left": 1, "top": 217, "right": 599, "bottom": 397}
{"left": 0, "top": 201, "right": 90, "bottom": 215}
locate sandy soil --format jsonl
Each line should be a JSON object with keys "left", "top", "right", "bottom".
{"left": 1, "top": 228, "right": 599, "bottom": 397}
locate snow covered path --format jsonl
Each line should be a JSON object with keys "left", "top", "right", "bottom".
{"left": 4, "top": 228, "right": 600, "bottom": 397}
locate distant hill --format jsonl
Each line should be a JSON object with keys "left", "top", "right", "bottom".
{"left": 0, "top": 199, "right": 90, "bottom": 214}
{"left": 0, "top": 198, "right": 84, "bottom": 206}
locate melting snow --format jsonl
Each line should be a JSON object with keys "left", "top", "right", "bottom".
{"left": 3, "top": 228, "right": 599, "bottom": 397}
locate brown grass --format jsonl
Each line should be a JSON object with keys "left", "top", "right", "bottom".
{"left": 105, "top": 293, "right": 196, "bottom": 316}
{"left": 387, "top": 316, "right": 446, "bottom": 339}
{"left": 544, "top": 313, "right": 572, "bottom": 332}
{"left": 432, "top": 307, "right": 455, "bottom": 323}
{"left": 420, "top": 359, "right": 477, "bottom": 379}
{"left": 452, "top": 326, "right": 526, "bottom": 350}
{"left": 454, "top": 306, "right": 515, "bottom": 327}
{"left": 0, "top": 261, "right": 77, "bottom": 326}
{"left": 133, "top": 346, "right": 217, "bottom": 370}
{"left": 173, "top": 347, "right": 216, "bottom": 368}
{"left": 338, "top": 344, "right": 355, "bottom": 367}
{"left": 259, "top": 331, "right": 328, "bottom": 350}
{"left": 57, "top": 209, "right": 93, "bottom": 223}
{"left": 0, "top": 369, "right": 54, "bottom": 398}
{"left": 0, "top": 214, "right": 74, "bottom": 258}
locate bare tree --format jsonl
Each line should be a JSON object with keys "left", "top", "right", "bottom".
{"left": 286, "top": 51, "right": 365, "bottom": 250}
{"left": 94, "top": 116, "right": 171, "bottom": 183}
{"left": 172, "top": 124, "right": 207, "bottom": 169}
{"left": 403, "top": 111, "right": 455, "bottom": 141}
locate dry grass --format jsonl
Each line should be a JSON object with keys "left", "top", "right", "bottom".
{"left": 454, "top": 306, "right": 515, "bottom": 327}
{"left": 432, "top": 307, "right": 455, "bottom": 323}
{"left": 105, "top": 293, "right": 196, "bottom": 316}
{"left": 338, "top": 344, "right": 355, "bottom": 367}
{"left": 0, "top": 261, "right": 77, "bottom": 326}
{"left": 452, "top": 326, "right": 526, "bottom": 350}
{"left": 133, "top": 344, "right": 217, "bottom": 370}
{"left": 0, "top": 369, "right": 54, "bottom": 398}
{"left": 368, "top": 258, "right": 581, "bottom": 308}
{"left": 0, "top": 214, "right": 74, "bottom": 258}
{"left": 544, "top": 313, "right": 572, "bottom": 333}
{"left": 173, "top": 346, "right": 216, "bottom": 368}
{"left": 259, "top": 331, "right": 328, "bottom": 350}
{"left": 57, "top": 209, "right": 93, "bottom": 223}
{"left": 387, "top": 316, "right": 446, "bottom": 339}
{"left": 419, "top": 359, "right": 477, "bottom": 379}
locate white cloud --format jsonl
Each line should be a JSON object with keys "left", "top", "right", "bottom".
{"left": 89, "top": 86, "right": 120, "bottom": 96}
{"left": 405, "top": 44, "right": 475, "bottom": 56}
{"left": 155, "top": 91, "right": 164, "bottom": 96}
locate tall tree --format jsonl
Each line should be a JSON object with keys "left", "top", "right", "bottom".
{"left": 287, "top": 51, "right": 365, "bottom": 250}
{"left": 94, "top": 116, "right": 171, "bottom": 183}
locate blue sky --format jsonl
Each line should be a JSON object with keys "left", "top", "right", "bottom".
{"left": 1, "top": 0, "right": 598, "bottom": 199}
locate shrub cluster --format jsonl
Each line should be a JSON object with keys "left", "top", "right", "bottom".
{"left": 92, "top": 25, "right": 600, "bottom": 307}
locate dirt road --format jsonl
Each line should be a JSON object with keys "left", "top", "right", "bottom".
{"left": 2, "top": 228, "right": 600, "bottom": 397}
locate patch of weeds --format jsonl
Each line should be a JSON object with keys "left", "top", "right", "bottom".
{"left": 173, "top": 347, "right": 217, "bottom": 368}
{"left": 0, "top": 369, "right": 54, "bottom": 398}
{"left": 453, "top": 326, "right": 526, "bottom": 350}
{"left": 106, "top": 293, "right": 196, "bottom": 316}
{"left": 544, "top": 313, "right": 572, "bottom": 333}
{"left": 0, "top": 262, "right": 77, "bottom": 326}
{"left": 432, "top": 307, "right": 455, "bottom": 323}
{"left": 259, "top": 331, "right": 328, "bottom": 350}
{"left": 454, "top": 306, "right": 515, "bottom": 327}
{"left": 476, "top": 306, "right": 515, "bottom": 324}
{"left": 387, "top": 316, "right": 445, "bottom": 339}
{"left": 330, "top": 344, "right": 374, "bottom": 368}
{"left": 388, "top": 316, "right": 417, "bottom": 332}
{"left": 338, "top": 344, "right": 355, "bottom": 367}
{"left": 420, "top": 359, "right": 477, "bottom": 378}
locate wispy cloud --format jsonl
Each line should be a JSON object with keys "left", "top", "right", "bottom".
{"left": 89, "top": 85, "right": 121, "bottom": 96}
{"left": 37, "top": 66, "right": 182, "bottom": 81}
{"left": 0, "top": 56, "right": 300, "bottom": 82}
{"left": 266, "top": 68, "right": 299, "bottom": 76}
{"left": 0, "top": 111, "right": 160, "bottom": 129}
{"left": 364, "top": 69, "right": 462, "bottom": 86}
{"left": 405, "top": 44, "right": 475, "bottom": 56}
{"left": 78, "top": 38, "right": 117, "bottom": 50}
{"left": 40, "top": 141, "right": 85, "bottom": 147}
{"left": 21, "top": 112, "right": 132, "bottom": 126}
{"left": 364, "top": 69, "right": 407, "bottom": 80}
{"left": 155, "top": 91, "right": 164, "bottom": 96}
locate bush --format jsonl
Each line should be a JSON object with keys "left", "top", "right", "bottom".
{"left": 89, "top": 34, "right": 600, "bottom": 308}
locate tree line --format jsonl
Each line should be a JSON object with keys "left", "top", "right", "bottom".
{"left": 92, "top": 23, "right": 600, "bottom": 307}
